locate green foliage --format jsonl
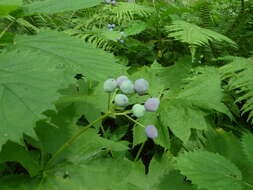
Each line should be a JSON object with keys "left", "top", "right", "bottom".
{"left": 0, "top": 0, "right": 253, "bottom": 189}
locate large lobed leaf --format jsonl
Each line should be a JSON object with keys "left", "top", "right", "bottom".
{"left": 0, "top": 50, "right": 67, "bottom": 150}
{"left": 24, "top": 0, "right": 103, "bottom": 15}
{"left": 160, "top": 67, "right": 232, "bottom": 142}
{"left": 0, "top": 29, "right": 124, "bottom": 150}
{"left": 14, "top": 30, "right": 125, "bottom": 81}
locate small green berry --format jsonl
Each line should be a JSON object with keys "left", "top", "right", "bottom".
{"left": 103, "top": 78, "right": 117, "bottom": 93}
{"left": 132, "top": 104, "right": 145, "bottom": 118}
{"left": 115, "top": 94, "right": 129, "bottom": 107}
{"left": 120, "top": 80, "right": 134, "bottom": 94}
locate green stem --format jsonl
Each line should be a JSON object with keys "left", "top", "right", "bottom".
{"left": 114, "top": 110, "right": 132, "bottom": 116}
{"left": 0, "top": 21, "right": 14, "bottom": 40}
{"left": 107, "top": 93, "right": 111, "bottom": 111}
{"left": 100, "top": 125, "right": 107, "bottom": 138}
{"left": 123, "top": 114, "right": 145, "bottom": 128}
{"left": 134, "top": 141, "right": 145, "bottom": 161}
{"left": 244, "top": 182, "right": 253, "bottom": 188}
{"left": 45, "top": 112, "right": 111, "bottom": 169}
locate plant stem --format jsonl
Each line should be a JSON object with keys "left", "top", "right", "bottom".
{"left": 0, "top": 21, "right": 14, "bottom": 40}
{"left": 107, "top": 93, "right": 111, "bottom": 111}
{"left": 45, "top": 112, "right": 111, "bottom": 169}
{"left": 134, "top": 141, "right": 145, "bottom": 161}
{"left": 114, "top": 110, "right": 132, "bottom": 116}
{"left": 244, "top": 181, "right": 253, "bottom": 188}
{"left": 123, "top": 114, "right": 145, "bottom": 128}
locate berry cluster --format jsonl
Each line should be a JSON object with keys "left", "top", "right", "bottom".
{"left": 103, "top": 76, "right": 159, "bottom": 139}
{"left": 104, "top": 0, "right": 116, "bottom": 5}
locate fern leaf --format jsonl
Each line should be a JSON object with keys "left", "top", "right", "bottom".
{"left": 166, "top": 20, "right": 237, "bottom": 48}
{"left": 108, "top": 2, "right": 154, "bottom": 21}
{"left": 220, "top": 57, "right": 253, "bottom": 123}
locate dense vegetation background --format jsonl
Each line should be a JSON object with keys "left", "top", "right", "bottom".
{"left": 0, "top": 0, "right": 253, "bottom": 189}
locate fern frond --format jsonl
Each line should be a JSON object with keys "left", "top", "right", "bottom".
{"left": 193, "top": 0, "right": 214, "bottom": 28}
{"left": 166, "top": 20, "right": 237, "bottom": 48}
{"left": 105, "top": 2, "right": 154, "bottom": 23}
{"left": 220, "top": 57, "right": 253, "bottom": 124}
{"left": 68, "top": 27, "right": 121, "bottom": 51}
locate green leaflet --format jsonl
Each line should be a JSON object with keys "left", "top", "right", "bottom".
{"left": 0, "top": 0, "right": 22, "bottom": 17}
{"left": 13, "top": 30, "right": 125, "bottom": 81}
{"left": 176, "top": 151, "right": 243, "bottom": 190}
{"left": 0, "top": 50, "right": 67, "bottom": 151}
{"left": 24, "top": 0, "right": 103, "bottom": 15}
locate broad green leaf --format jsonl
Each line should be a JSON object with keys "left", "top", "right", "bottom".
{"left": 131, "top": 65, "right": 165, "bottom": 96}
{"left": 0, "top": 0, "right": 22, "bottom": 17}
{"left": 152, "top": 58, "right": 192, "bottom": 91}
{"left": 126, "top": 152, "right": 174, "bottom": 190}
{"left": 176, "top": 151, "right": 243, "bottom": 190}
{"left": 160, "top": 100, "right": 208, "bottom": 143}
{"left": 0, "top": 141, "right": 40, "bottom": 177}
{"left": 147, "top": 152, "right": 173, "bottom": 187}
{"left": 14, "top": 30, "right": 125, "bottom": 81}
{"left": 56, "top": 80, "right": 108, "bottom": 129}
{"left": 24, "top": 0, "right": 103, "bottom": 15}
{"left": 36, "top": 106, "right": 128, "bottom": 165}
{"left": 133, "top": 124, "right": 147, "bottom": 147}
{"left": 0, "top": 51, "right": 68, "bottom": 150}
{"left": 156, "top": 171, "right": 197, "bottom": 190}
{"left": 205, "top": 129, "right": 253, "bottom": 187}
{"left": 242, "top": 133, "right": 253, "bottom": 165}
{"left": 177, "top": 67, "right": 231, "bottom": 117}
{"left": 160, "top": 67, "right": 232, "bottom": 142}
